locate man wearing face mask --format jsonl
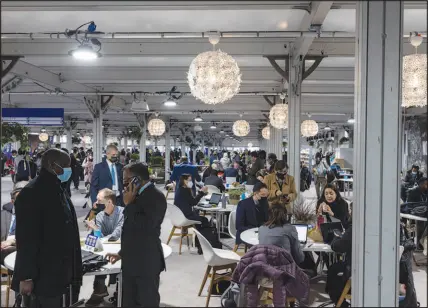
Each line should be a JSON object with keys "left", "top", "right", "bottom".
{"left": 266, "top": 153, "right": 278, "bottom": 174}
{"left": 11, "top": 148, "right": 82, "bottom": 308}
{"left": 91, "top": 144, "right": 124, "bottom": 208}
{"left": 264, "top": 160, "right": 298, "bottom": 214}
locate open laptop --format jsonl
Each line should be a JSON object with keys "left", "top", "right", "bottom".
{"left": 199, "top": 193, "right": 222, "bottom": 208}
{"left": 292, "top": 224, "right": 308, "bottom": 245}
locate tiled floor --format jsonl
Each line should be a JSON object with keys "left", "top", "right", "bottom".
{"left": 1, "top": 176, "right": 426, "bottom": 307}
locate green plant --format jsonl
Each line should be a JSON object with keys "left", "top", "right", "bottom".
{"left": 128, "top": 127, "right": 142, "bottom": 140}
{"left": 1, "top": 122, "right": 29, "bottom": 147}
{"left": 282, "top": 141, "right": 288, "bottom": 148}
{"left": 308, "top": 140, "right": 315, "bottom": 147}
{"left": 150, "top": 156, "right": 164, "bottom": 166}
{"left": 292, "top": 196, "right": 317, "bottom": 224}
{"left": 130, "top": 153, "right": 140, "bottom": 161}
{"left": 228, "top": 188, "right": 246, "bottom": 199}
{"left": 148, "top": 167, "right": 153, "bottom": 175}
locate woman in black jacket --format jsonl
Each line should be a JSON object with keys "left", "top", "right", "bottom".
{"left": 317, "top": 183, "right": 350, "bottom": 227}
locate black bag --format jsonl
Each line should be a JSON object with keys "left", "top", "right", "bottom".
{"left": 81, "top": 251, "right": 108, "bottom": 274}
{"left": 210, "top": 279, "right": 231, "bottom": 295}
{"left": 199, "top": 225, "right": 222, "bottom": 249}
{"left": 400, "top": 202, "right": 426, "bottom": 214}
{"left": 325, "top": 261, "right": 350, "bottom": 307}
{"left": 320, "top": 215, "right": 343, "bottom": 244}
{"left": 410, "top": 205, "right": 427, "bottom": 218}
{"left": 16, "top": 160, "right": 30, "bottom": 181}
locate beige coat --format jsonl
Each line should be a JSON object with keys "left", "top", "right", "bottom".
{"left": 264, "top": 173, "right": 297, "bottom": 213}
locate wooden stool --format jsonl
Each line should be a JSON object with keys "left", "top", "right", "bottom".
{"left": 336, "top": 279, "right": 351, "bottom": 307}
{"left": 1, "top": 266, "right": 12, "bottom": 308}
{"left": 258, "top": 285, "right": 296, "bottom": 307}
{"left": 198, "top": 264, "right": 237, "bottom": 307}
{"left": 166, "top": 225, "right": 194, "bottom": 255}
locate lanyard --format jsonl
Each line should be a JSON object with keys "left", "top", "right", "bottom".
{"left": 138, "top": 182, "right": 153, "bottom": 195}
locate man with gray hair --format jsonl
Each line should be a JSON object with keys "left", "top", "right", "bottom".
{"left": 11, "top": 148, "right": 82, "bottom": 307}
{"left": 91, "top": 144, "right": 124, "bottom": 207}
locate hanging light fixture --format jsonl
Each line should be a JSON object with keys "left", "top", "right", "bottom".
{"left": 301, "top": 120, "right": 319, "bottom": 137}
{"left": 69, "top": 44, "right": 101, "bottom": 60}
{"left": 194, "top": 114, "right": 203, "bottom": 122}
{"left": 84, "top": 135, "right": 92, "bottom": 143}
{"left": 210, "top": 122, "right": 217, "bottom": 129}
{"left": 402, "top": 33, "right": 427, "bottom": 108}
{"left": 261, "top": 125, "right": 270, "bottom": 140}
{"left": 187, "top": 32, "right": 242, "bottom": 105}
{"left": 324, "top": 124, "right": 331, "bottom": 131}
{"left": 145, "top": 140, "right": 151, "bottom": 146}
{"left": 194, "top": 125, "right": 203, "bottom": 132}
{"left": 248, "top": 142, "right": 253, "bottom": 148}
{"left": 39, "top": 132, "right": 49, "bottom": 142}
{"left": 269, "top": 103, "right": 288, "bottom": 129}
{"left": 232, "top": 114, "right": 250, "bottom": 137}
{"left": 148, "top": 114, "right": 166, "bottom": 136}
{"left": 163, "top": 97, "right": 177, "bottom": 107}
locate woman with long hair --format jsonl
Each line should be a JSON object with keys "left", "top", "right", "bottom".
{"left": 316, "top": 183, "right": 350, "bottom": 226}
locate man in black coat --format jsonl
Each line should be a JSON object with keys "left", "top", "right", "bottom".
{"left": 12, "top": 148, "right": 82, "bottom": 307}
{"left": 204, "top": 169, "right": 226, "bottom": 192}
{"left": 106, "top": 163, "right": 167, "bottom": 307}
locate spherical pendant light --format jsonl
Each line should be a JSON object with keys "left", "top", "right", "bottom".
{"left": 248, "top": 142, "right": 253, "bottom": 148}
{"left": 39, "top": 132, "right": 49, "bottom": 142}
{"left": 301, "top": 120, "right": 319, "bottom": 137}
{"left": 148, "top": 118, "right": 166, "bottom": 136}
{"left": 269, "top": 104, "right": 288, "bottom": 129}
{"left": 187, "top": 34, "right": 241, "bottom": 105}
{"left": 261, "top": 125, "right": 270, "bottom": 140}
{"left": 232, "top": 118, "right": 250, "bottom": 137}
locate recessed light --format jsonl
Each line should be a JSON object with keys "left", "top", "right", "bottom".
{"left": 163, "top": 99, "right": 177, "bottom": 107}
{"left": 68, "top": 44, "right": 101, "bottom": 60}
{"left": 277, "top": 21, "right": 288, "bottom": 30}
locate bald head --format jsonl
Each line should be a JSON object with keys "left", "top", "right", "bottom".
{"left": 41, "top": 148, "right": 71, "bottom": 174}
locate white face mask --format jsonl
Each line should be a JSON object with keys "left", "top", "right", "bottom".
{"left": 186, "top": 181, "right": 193, "bottom": 189}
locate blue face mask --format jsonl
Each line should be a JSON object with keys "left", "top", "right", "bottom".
{"left": 54, "top": 163, "right": 72, "bottom": 182}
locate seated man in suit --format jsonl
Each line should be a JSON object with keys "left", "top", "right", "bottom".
{"left": 204, "top": 168, "right": 225, "bottom": 192}
{"left": 235, "top": 182, "right": 269, "bottom": 245}
{"left": 223, "top": 161, "right": 241, "bottom": 183}
{"left": 170, "top": 156, "right": 201, "bottom": 195}
{"left": 91, "top": 144, "right": 124, "bottom": 208}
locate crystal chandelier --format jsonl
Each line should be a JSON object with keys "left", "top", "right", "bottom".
{"left": 402, "top": 33, "right": 427, "bottom": 108}
{"left": 148, "top": 115, "right": 166, "bottom": 136}
{"left": 301, "top": 120, "right": 319, "bottom": 137}
{"left": 269, "top": 103, "right": 288, "bottom": 129}
{"left": 187, "top": 32, "right": 241, "bottom": 105}
{"left": 262, "top": 125, "right": 270, "bottom": 140}
{"left": 233, "top": 115, "right": 250, "bottom": 136}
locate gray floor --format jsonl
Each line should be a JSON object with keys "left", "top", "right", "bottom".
{"left": 1, "top": 176, "right": 426, "bottom": 307}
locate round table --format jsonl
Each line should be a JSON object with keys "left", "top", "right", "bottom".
{"left": 240, "top": 227, "right": 333, "bottom": 253}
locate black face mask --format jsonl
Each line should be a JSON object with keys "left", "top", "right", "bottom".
{"left": 109, "top": 156, "right": 118, "bottom": 163}
{"left": 97, "top": 203, "right": 106, "bottom": 211}
{"left": 276, "top": 172, "right": 285, "bottom": 180}
{"left": 260, "top": 197, "right": 268, "bottom": 202}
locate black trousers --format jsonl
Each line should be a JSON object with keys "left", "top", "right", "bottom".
{"left": 72, "top": 170, "right": 80, "bottom": 189}
{"left": 22, "top": 285, "right": 80, "bottom": 308}
{"left": 122, "top": 274, "right": 160, "bottom": 307}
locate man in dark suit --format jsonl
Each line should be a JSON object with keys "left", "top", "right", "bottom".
{"left": 247, "top": 151, "right": 265, "bottom": 185}
{"left": 12, "top": 149, "right": 82, "bottom": 307}
{"left": 106, "top": 163, "right": 167, "bottom": 307}
{"left": 91, "top": 144, "right": 124, "bottom": 207}
{"left": 170, "top": 156, "right": 201, "bottom": 195}
{"left": 235, "top": 182, "right": 269, "bottom": 245}
{"left": 204, "top": 169, "right": 226, "bottom": 192}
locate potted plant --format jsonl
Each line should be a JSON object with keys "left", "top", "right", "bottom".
{"left": 150, "top": 156, "right": 164, "bottom": 167}
{"left": 1, "top": 122, "right": 29, "bottom": 148}
{"left": 130, "top": 153, "right": 140, "bottom": 163}
{"left": 292, "top": 196, "right": 317, "bottom": 225}
{"left": 228, "top": 188, "right": 246, "bottom": 205}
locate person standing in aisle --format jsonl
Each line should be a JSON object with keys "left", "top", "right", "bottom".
{"left": 106, "top": 163, "right": 167, "bottom": 307}
{"left": 313, "top": 156, "right": 327, "bottom": 199}
{"left": 91, "top": 144, "right": 124, "bottom": 207}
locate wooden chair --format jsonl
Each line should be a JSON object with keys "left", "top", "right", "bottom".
{"left": 1, "top": 265, "right": 12, "bottom": 308}
{"left": 258, "top": 284, "right": 297, "bottom": 307}
{"left": 336, "top": 279, "right": 351, "bottom": 307}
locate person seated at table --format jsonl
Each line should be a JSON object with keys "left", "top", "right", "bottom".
{"left": 264, "top": 160, "right": 297, "bottom": 214}
{"left": 84, "top": 188, "right": 124, "bottom": 307}
{"left": 404, "top": 164, "right": 424, "bottom": 187}
{"left": 327, "top": 202, "right": 353, "bottom": 308}
{"left": 258, "top": 202, "right": 304, "bottom": 264}
{"left": 204, "top": 168, "right": 226, "bottom": 192}
{"left": 236, "top": 182, "right": 269, "bottom": 245}
{"left": 223, "top": 161, "right": 240, "bottom": 182}
{"left": 406, "top": 177, "right": 427, "bottom": 250}
{"left": 316, "top": 183, "right": 350, "bottom": 227}
{"left": 1, "top": 181, "right": 28, "bottom": 265}
{"left": 170, "top": 156, "right": 202, "bottom": 195}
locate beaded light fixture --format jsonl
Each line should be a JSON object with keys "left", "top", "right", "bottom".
{"left": 301, "top": 120, "right": 319, "bottom": 137}
{"left": 402, "top": 33, "right": 427, "bottom": 108}
{"left": 232, "top": 114, "right": 250, "bottom": 137}
{"left": 39, "top": 132, "right": 49, "bottom": 142}
{"left": 269, "top": 103, "right": 288, "bottom": 129}
{"left": 148, "top": 114, "right": 166, "bottom": 136}
{"left": 261, "top": 125, "right": 270, "bottom": 140}
{"left": 187, "top": 32, "right": 241, "bottom": 105}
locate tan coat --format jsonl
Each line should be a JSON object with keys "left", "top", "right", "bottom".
{"left": 264, "top": 173, "right": 298, "bottom": 212}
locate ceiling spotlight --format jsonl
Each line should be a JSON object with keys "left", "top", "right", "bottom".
{"left": 68, "top": 44, "right": 101, "bottom": 60}
{"left": 347, "top": 118, "right": 355, "bottom": 124}
{"left": 210, "top": 123, "right": 217, "bottom": 129}
{"left": 324, "top": 124, "right": 331, "bottom": 131}
{"left": 220, "top": 129, "right": 225, "bottom": 134}
{"left": 163, "top": 98, "right": 177, "bottom": 107}
{"left": 40, "top": 128, "right": 46, "bottom": 133}
{"left": 194, "top": 114, "right": 203, "bottom": 122}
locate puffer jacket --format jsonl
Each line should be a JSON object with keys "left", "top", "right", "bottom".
{"left": 232, "top": 244, "right": 310, "bottom": 307}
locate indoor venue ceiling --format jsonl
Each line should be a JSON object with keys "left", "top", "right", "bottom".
{"left": 1, "top": 1, "right": 427, "bottom": 147}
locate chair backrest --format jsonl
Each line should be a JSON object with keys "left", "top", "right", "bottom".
{"left": 228, "top": 210, "right": 237, "bottom": 239}
{"left": 192, "top": 228, "right": 215, "bottom": 264}
{"left": 168, "top": 204, "right": 190, "bottom": 227}
{"left": 399, "top": 245, "right": 404, "bottom": 260}
{"left": 206, "top": 185, "right": 220, "bottom": 194}
{"left": 226, "top": 177, "right": 236, "bottom": 185}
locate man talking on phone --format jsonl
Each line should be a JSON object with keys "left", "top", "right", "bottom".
{"left": 106, "top": 163, "right": 167, "bottom": 307}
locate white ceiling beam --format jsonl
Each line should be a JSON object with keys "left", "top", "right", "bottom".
{"left": 292, "top": 1, "right": 333, "bottom": 63}
{"left": 8, "top": 60, "right": 98, "bottom": 93}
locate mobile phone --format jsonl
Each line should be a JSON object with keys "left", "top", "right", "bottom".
{"left": 131, "top": 177, "right": 141, "bottom": 187}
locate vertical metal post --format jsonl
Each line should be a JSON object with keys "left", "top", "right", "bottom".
{"left": 288, "top": 54, "right": 303, "bottom": 193}
{"left": 352, "top": 1, "right": 403, "bottom": 306}
{"left": 124, "top": 136, "right": 128, "bottom": 151}
{"left": 268, "top": 126, "right": 283, "bottom": 160}
{"left": 165, "top": 119, "right": 171, "bottom": 181}
{"left": 140, "top": 119, "right": 147, "bottom": 163}
{"left": 66, "top": 127, "right": 72, "bottom": 152}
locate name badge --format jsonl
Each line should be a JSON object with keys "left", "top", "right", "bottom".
{"left": 85, "top": 234, "right": 99, "bottom": 252}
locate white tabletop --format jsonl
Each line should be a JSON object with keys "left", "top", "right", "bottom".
{"left": 195, "top": 204, "right": 237, "bottom": 213}
{"left": 336, "top": 178, "right": 353, "bottom": 182}
{"left": 240, "top": 228, "right": 333, "bottom": 253}
{"left": 3, "top": 242, "right": 172, "bottom": 273}
{"left": 400, "top": 213, "right": 427, "bottom": 222}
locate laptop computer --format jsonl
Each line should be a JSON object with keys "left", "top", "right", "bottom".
{"left": 292, "top": 224, "right": 308, "bottom": 244}
{"left": 199, "top": 193, "right": 222, "bottom": 208}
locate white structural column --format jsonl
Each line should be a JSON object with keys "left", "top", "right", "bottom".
{"left": 268, "top": 126, "right": 283, "bottom": 160}
{"left": 140, "top": 130, "right": 147, "bottom": 163}
{"left": 165, "top": 119, "right": 171, "bottom": 181}
{"left": 352, "top": 1, "right": 403, "bottom": 306}
{"left": 92, "top": 99, "right": 103, "bottom": 164}
{"left": 288, "top": 54, "right": 303, "bottom": 193}
{"left": 66, "top": 126, "right": 72, "bottom": 152}
{"left": 124, "top": 136, "right": 128, "bottom": 151}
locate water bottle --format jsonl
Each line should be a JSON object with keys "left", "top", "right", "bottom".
{"left": 241, "top": 192, "right": 246, "bottom": 200}
{"left": 221, "top": 193, "right": 227, "bottom": 209}
{"left": 94, "top": 230, "right": 102, "bottom": 238}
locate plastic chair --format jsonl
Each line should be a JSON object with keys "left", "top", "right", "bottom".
{"left": 205, "top": 185, "right": 221, "bottom": 195}
{"left": 1, "top": 265, "right": 12, "bottom": 308}
{"left": 192, "top": 228, "right": 241, "bottom": 307}
{"left": 166, "top": 204, "right": 202, "bottom": 255}
{"left": 228, "top": 210, "right": 247, "bottom": 253}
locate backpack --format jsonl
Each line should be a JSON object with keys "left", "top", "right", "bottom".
{"left": 16, "top": 160, "right": 30, "bottom": 181}
{"left": 221, "top": 282, "right": 241, "bottom": 307}
{"left": 199, "top": 224, "right": 222, "bottom": 249}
